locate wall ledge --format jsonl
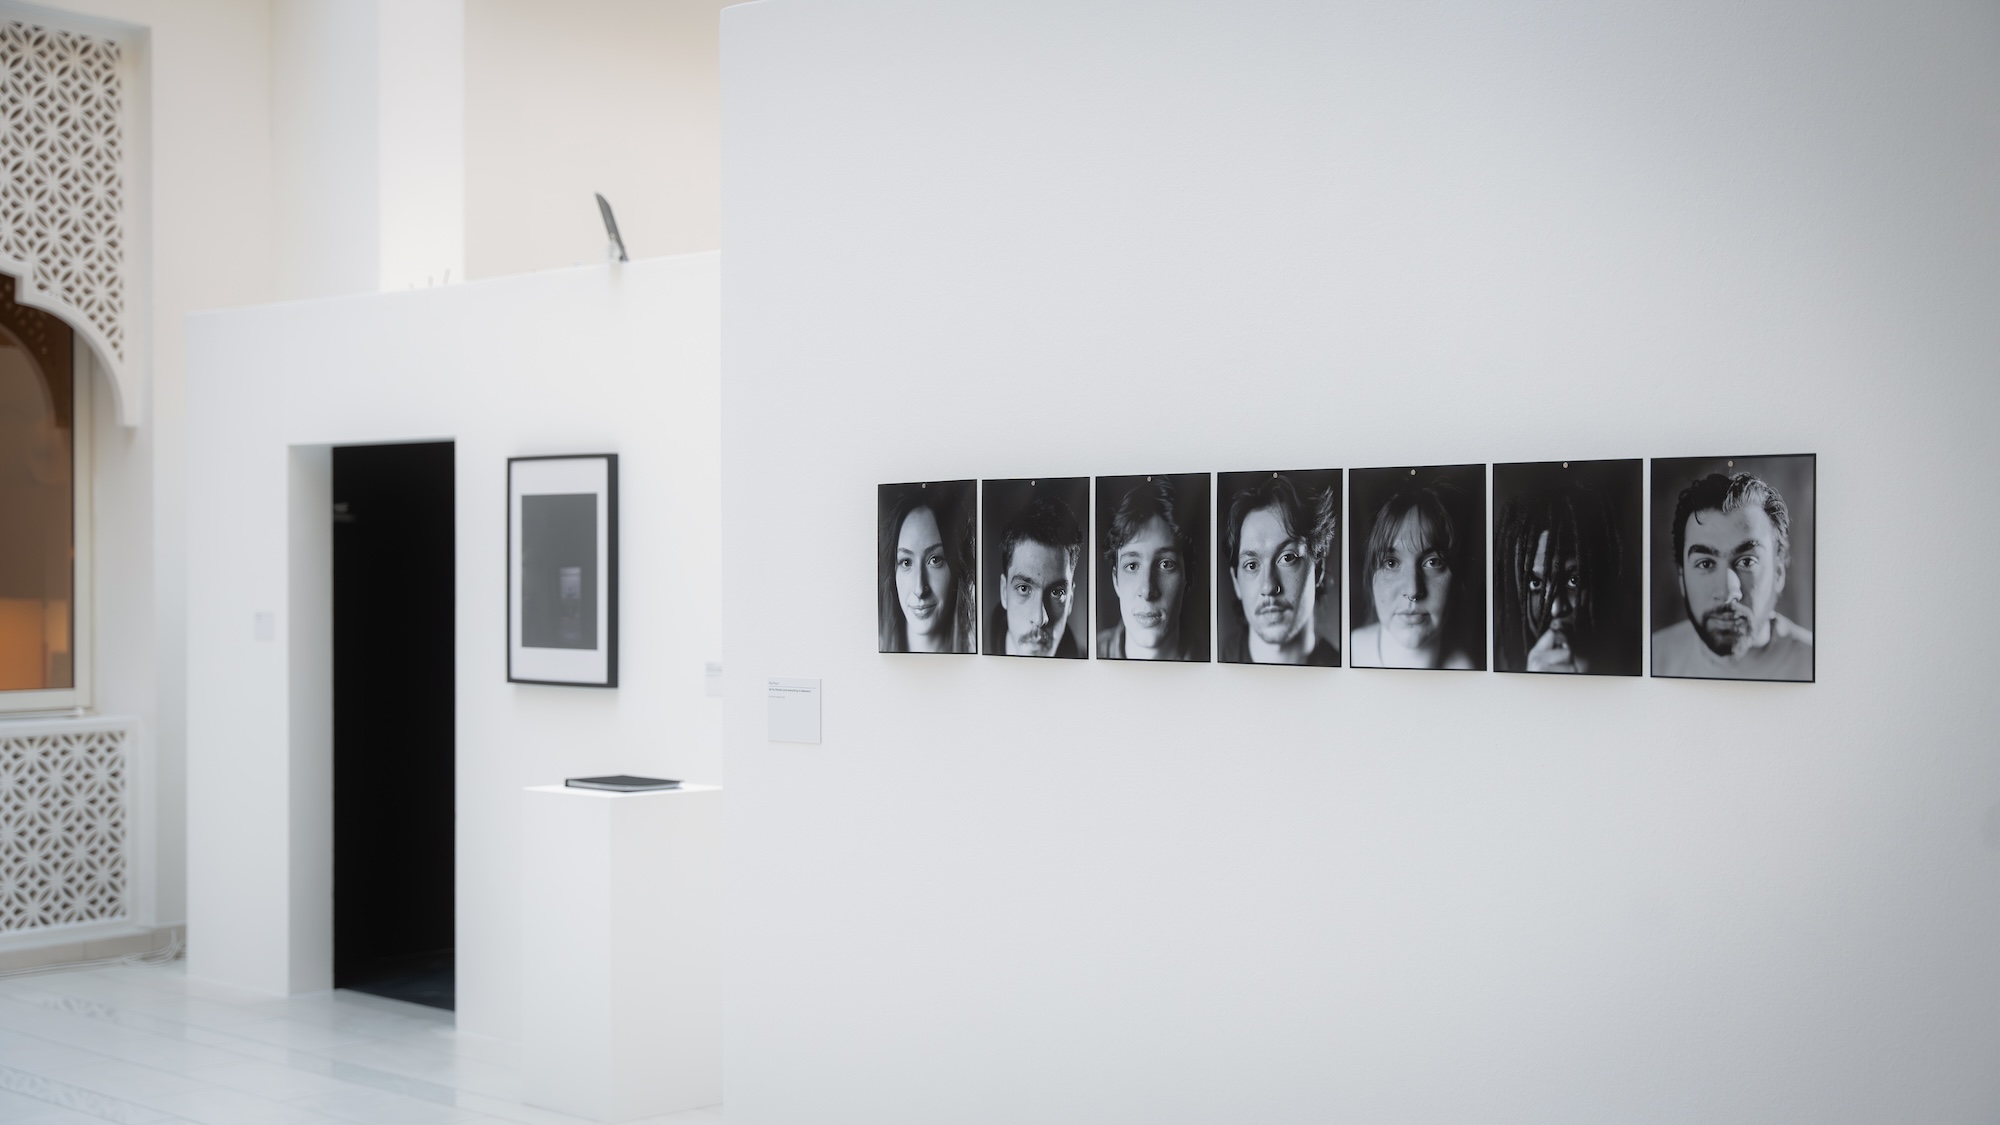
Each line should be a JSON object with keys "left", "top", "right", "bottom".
{"left": 0, "top": 713, "right": 135, "bottom": 735}
{"left": 0, "top": 922, "right": 183, "bottom": 973}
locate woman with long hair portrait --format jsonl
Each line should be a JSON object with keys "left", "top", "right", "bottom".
{"left": 1349, "top": 468, "right": 1484, "bottom": 670}
{"left": 877, "top": 480, "right": 978, "bottom": 653}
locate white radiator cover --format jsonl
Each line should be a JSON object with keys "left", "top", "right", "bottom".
{"left": 0, "top": 717, "right": 128, "bottom": 933}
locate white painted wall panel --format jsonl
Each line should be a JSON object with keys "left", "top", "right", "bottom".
{"left": 378, "top": 0, "right": 466, "bottom": 291}
{"left": 185, "top": 255, "right": 724, "bottom": 1038}
{"left": 271, "top": 0, "right": 380, "bottom": 300}
{"left": 28, "top": 0, "right": 283, "bottom": 937}
{"left": 721, "top": 3, "right": 2000, "bottom": 1122}
{"left": 464, "top": 0, "right": 739, "bottom": 278}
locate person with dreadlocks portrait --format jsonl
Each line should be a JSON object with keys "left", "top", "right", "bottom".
{"left": 1491, "top": 460, "right": 1644, "bottom": 676}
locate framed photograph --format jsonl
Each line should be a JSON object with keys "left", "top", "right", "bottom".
{"left": 1650, "top": 454, "right": 1815, "bottom": 682}
{"left": 982, "top": 477, "right": 1088, "bottom": 658}
{"left": 1492, "top": 459, "right": 1643, "bottom": 676}
{"left": 1349, "top": 463, "right": 1486, "bottom": 670}
{"left": 877, "top": 480, "right": 978, "bottom": 654}
{"left": 1094, "top": 473, "right": 1210, "bottom": 662}
{"left": 508, "top": 454, "right": 618, "bottom": 687}
{"left": 1216, "top": 469, "right": 1341, "bottom": 667}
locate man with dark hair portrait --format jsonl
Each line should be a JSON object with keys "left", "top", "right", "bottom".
{"left": 1219, "top": 472, "right": 1339, "bottom": 665}
{"left": 1096, "top": 474, "right": 1208, "bottom": 661}
{"left": 987, "top": 494, "right": 1084, "bottom": 657}
{"left": 1653, "top": 469, "right": 1813, "bottom": 680}
{"left": 1492, "top": 460, "right": 1642, "bottom": 676}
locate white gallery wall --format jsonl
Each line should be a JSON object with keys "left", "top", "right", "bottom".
{"left": 464, "top": 0, "right": 744, "bottom": 279}
{"left": 8, "top": 0, "right": 734, "bottom": 962}
{"left": 22, "top": 0, "right": 281, "bottom": 939}
{"left": 721, "top": 3, "right": 2000, "bottom": 1123}
{"left": 183, "top": 255, "right": 723, "bottom": 1039}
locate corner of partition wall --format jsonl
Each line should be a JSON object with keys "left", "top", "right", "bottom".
{"left": 286, "top": 444, "right": 335, "bottom": 994}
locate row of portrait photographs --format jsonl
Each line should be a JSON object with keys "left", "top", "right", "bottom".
{"left": 877, "top": 453, "right": 1814, "bottom": 683}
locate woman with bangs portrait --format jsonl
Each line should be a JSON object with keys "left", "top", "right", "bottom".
{"left": 1348, "top": 466, "right": 1486, "bottom": 670}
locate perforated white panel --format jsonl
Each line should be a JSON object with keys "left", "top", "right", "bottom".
{"left": 0, "top": 19, "right": 125, "bottom": 364}
{"left": 0, "top": 723, "right": 126, "bottom": 933}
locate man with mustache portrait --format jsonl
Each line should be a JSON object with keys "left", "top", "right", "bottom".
{"left": 1217, "top": 471, "right": 1340, "bottom": 666}
{"left": 985, "top": 489, "right": 1085, "bottom": 658}
{"left": 1652, "top": 467, "right": 1814, "bottom": 681}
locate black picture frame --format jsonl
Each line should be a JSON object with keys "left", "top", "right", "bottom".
{"left": 1093, "top": 472, "right": 1212, "bottom": 662}
{"left": 1348, "top": 463, "right": 1488, "bottom": 671}
{"left": 877, "top": 479, "right": 980, "bottom": 655}
{"left": 508, "top": 454, "right": 619, "bottom": 687}
{"left": 981, "top": 477, "right": 1090, "bottom": 659}
{"left": 1649, "top": 453, "right": 1815, "bottom": 683}
{"left": 1491, "top": 458, "right": 1644, "bottom": 677}
{"left": 1215, "top": 468, "right": 1343, "bottom": 667}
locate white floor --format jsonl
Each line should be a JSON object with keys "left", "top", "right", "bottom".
{"left": 0, "top": 960, "right": 724, "bottom": 1125}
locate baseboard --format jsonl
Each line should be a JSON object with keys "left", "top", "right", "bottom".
{"left": 0, "top": 922, "right": 184, "bottom": 973}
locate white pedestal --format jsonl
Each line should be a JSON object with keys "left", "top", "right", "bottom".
{"left": 521, "top": 784, "right": 724, "bottom": 1122}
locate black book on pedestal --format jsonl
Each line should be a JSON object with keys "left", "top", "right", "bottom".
{"left": 565, "top": 775, "right": 682, "bottom": 793}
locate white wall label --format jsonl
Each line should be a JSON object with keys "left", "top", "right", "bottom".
{"left": 254, "top": 611, "right": 275, "bottom": 642}
{"left": 767, "top": 677, "right": 820, "bottom": 743}
{"left": 705, "top": 661, "right": 724, "bottom": 698}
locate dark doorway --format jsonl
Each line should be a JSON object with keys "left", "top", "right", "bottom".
{"left": 333, "top": 441, "right": 456, "bottom": 1010}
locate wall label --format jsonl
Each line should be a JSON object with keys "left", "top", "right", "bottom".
{"left": 767, "top": 677, "right": 821, "bottom": 743}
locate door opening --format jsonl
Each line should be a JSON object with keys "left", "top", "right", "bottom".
{"left": 333, "top": 441, "right": 456, "bottom": 1010}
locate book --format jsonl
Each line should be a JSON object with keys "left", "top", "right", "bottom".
{"left": 564, "top": 775, "right": 682, "bottom": 793}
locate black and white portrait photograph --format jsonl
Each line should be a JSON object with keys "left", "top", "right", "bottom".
{"left": 981, "top": 478, "right": 1088, "bottom": 658}
{"left": 1650, "top": 454, "right": 1815, "bottom": 682}
{"left": 877, "top": 480, "right": 978, "bottom": 654}
{"left": 1216, "top": 469, "right": 1341, "bottom": 667}
{"left": 509, "top": 454, "right": 618, "bottom": 686}
{"left": 1349, "top": 464, "right": 1485, "bottom": 671}
{"left": 1095, "top": 473, "right": 1210, "bottom": 662}
{"left": 1492, "top": 459, "right": 1643, "bottom": 676}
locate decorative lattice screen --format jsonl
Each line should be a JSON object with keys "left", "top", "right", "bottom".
{"left": 0, "top": 722, "right": 126, "bottom": 933}
{"left": 0, "top": 19, "right": 125, "bottom": 365}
